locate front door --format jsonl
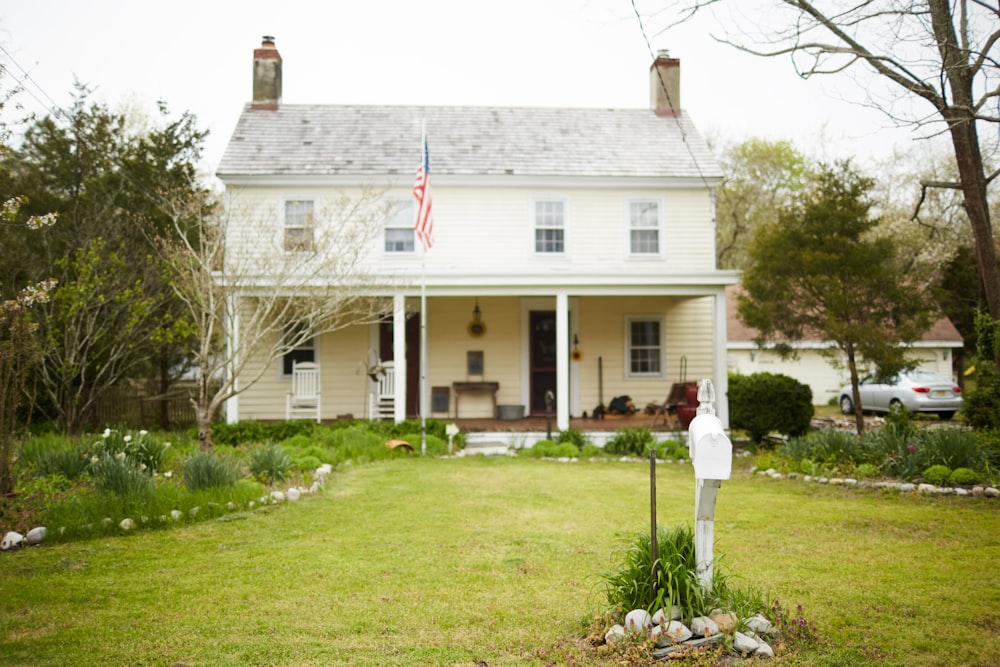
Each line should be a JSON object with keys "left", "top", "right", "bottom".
{"left": 379, "top": 316, "right": 420, "bottom": 417}
{"left": 529, "top": 311, "right": 557, "bottom": 416}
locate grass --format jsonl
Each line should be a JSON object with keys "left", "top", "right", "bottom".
{"left": 1, "top": 457, "right": 998, "bottom": 666}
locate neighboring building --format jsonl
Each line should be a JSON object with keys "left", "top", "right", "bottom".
{"left": 216, "top": 37, "right": 739, "bottom": 430}
{"left": 726, "top": 285, "right": 964, "bottom": 405}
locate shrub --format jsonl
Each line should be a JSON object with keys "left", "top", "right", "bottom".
{"left": 212, "top": 421, "right": 318, "bottom": 447}
{"left": 656, "top": 439, "right": 689, "bottom": 461}
{"left": 182, "top": 451, "right": 239, "bottom": 490}
{"left": 921, "top": 428, "right": 983, "bottom": 470}
{"left": 522, "top": 440, "right": 578, "bottom": 458}
{"left": 854, "top": 463, "right": 879, "bottom": 480}
{"left": 556, "top": 429, "right": 588, "bottom": 450}
{"left": 580, "top": 443, "right": 603, "bottom": 458}
{"left": 605, "top": 428, "right": 655, "bottom": 457}
{"left": 921, "top": 464, "right": 952, "bottom": 486}
{"left": 729, "top": 372, "right": 814, "bottom": 443}
{"left": 949, "top": 467, "right": 980, "bottom": 485}
{"left": 247, "top": 442, "right": 291, "bottom": 484}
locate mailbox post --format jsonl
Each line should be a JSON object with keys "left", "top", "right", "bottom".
{"left": 687, "top": 378, "right": 732, "bottom": 591}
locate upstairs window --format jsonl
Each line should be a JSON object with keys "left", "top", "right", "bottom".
{"left": 284, "top": 199, "right": 315, "bottom": 252}
{"left": 385, "top": 199, "right": 415, "bottom": 253}
{"left": 629, "top": 201, "right": 660, "bottom": 255}
{"left": 626, "top": 316, "right": 663, "bottom": 377}
{"left": 534, "top": 200, "right": 565, "bottom": 254}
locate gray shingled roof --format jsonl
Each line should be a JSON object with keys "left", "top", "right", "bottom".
{"left": 216, "top": 104, "right": 721, "bottom": 180}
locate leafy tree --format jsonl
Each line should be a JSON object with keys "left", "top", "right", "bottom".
{"left": 676, "top": 1, "right": 1000, "bottom": 357}
{"left": 1, "top": 85, "right": 206, "bottom": 433}
{"left": 738, "top": 161, "right": 934, "bottom": 434}
{"left": 715, "top": 138, "right": 809, "bottom": 270}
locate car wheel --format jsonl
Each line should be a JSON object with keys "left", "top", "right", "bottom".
{"left": 938, "top": 411, "right": 955, "bottom": 421}
{"left": 888, "top": 399, "right": 904, "bottom": 415}
{"left": 839, "top": 395, "right": 854, "bottom": 415}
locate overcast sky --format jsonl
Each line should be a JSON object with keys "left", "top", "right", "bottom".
{"left": 1, "top": 0, "right": 932, "bottom": 181}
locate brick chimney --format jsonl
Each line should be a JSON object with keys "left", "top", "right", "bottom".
{"left": 252, "top": 36, "right": 282, "bottom": 110}
{"left": 649, "top": 50, "right": 680, "bottom": 116}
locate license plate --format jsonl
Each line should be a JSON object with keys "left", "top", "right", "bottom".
{"left": 933, "top": 390, "right": 949, "bottom": 397}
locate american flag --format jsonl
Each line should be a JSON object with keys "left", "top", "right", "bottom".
{"left": 413, "top": 134, "right": 434, "bottom": 251}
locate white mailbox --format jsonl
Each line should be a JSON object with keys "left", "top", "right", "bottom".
{"left": 688, "top": 413, "right": 732, "bottom": 481}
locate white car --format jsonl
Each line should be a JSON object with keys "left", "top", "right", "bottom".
{"left": 838, "top": 370, "right": 962, "bottom": 420}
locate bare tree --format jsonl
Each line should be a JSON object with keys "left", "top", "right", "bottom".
{"left": 671, "top": 0, "right": 1000, "bottom": 357}
{"left": 159, "top": 190, "right": 392, "bottom": 450}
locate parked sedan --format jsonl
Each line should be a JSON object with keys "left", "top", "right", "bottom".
{"left": 838, "top": 369, "right": 962, "bottom": 420}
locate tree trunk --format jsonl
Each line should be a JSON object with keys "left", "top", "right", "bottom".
{"left": 929, "top": 0, "right": 1000, "bottom": 362}
{"left": 193, "top": 398, "right": 214, "bottom": 452}
{"left": 846, "top": 347, "right": 865, "bottom": 435}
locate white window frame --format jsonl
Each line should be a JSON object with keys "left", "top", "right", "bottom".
{"left": 627, "top": 199, "right": 662, "bottom": 257}
{"left": 384, "top": 198, "right": 416, "bottom": 254}
{"left": 624, "top": 315, "right": 665, "bottom": 379}
{"left": 282, "top": 197, "right": 317, "bottom": 253}
{"left": 533, "top": 199, "right": 567, "bottom": 255}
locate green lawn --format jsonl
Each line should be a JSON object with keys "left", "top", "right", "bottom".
{"left": 1, "top": 457, "right": 998, "bottom": 666}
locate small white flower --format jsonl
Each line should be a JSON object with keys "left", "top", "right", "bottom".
{"left": 123, "top": 435, "right": 132, "bottom": 443}
{"left": 139, "top": 463, "right": 147, "bottom": 471}
{"left": 139, "top": 430, "right": 148, "bottom": 436}
{"left": 163, "top": 471, "right": 172, "bottom": 478}
{"left": 163, "top": 442, "right": 171, "bottom": 448}
{"left": 115, "top": 452, "right": 125, "bottom": 461}
{"left": 90, "top": 456, "right": 98, "bottom": 464}
{"left": 102, "top": 428, "right": 111, "bottom": 438}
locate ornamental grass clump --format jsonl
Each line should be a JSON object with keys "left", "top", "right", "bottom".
{"left": 182, "top": 451, "right": 239, "bottom": 490}
{"left": 605, "top": 427, "right": 656, "bottom": 457}
{"left": 247, "top": 442, "right": 291, "bottom": 484}
{"left": 599, "top": 523, "right": 749, "bottom": 620}
{"left": 88, "top": 451, "right": 153, "bottom": 497}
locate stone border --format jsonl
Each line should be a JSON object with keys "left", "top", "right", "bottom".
{"left": 751, "top": 467, "right": 1000, "bottom": 498}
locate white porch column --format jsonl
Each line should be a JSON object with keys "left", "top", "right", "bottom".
{"left": 556, "top": 292, "right": 570, "bottom": 431}
{"left": 393, "top": 294, "right": 407, "bottom": 423}
{"left": 713, "top": 289, "right": 730, "bottom": 429}
{"left": 224, "top": 293, "right": 241, "bottom": 424}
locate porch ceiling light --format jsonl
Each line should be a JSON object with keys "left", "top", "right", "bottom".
{"left": 468, "top": 299, "right": 486, "bottom": 337}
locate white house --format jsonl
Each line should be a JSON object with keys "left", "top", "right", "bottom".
{"left": 216, "top": 37, "right": 739, "bottom": 431}
{"left": 725, "top": 285, "right": 964, "bottom": 405}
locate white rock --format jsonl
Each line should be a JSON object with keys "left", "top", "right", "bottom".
{"left": 170, "top": 510, "right": 182, "bottom": 521}
{"left": 624, "top": 609, "right": 652, "bottom": 635}
{"left": 972, "top": 486, "right": 985, "bottom": 496}
{"left": 25, "top": 526, "right": 47, "bottom": 545}
{"left": 651, "top": 606, "right": 682, "bottom": 625}
{"left": 1, "top": 531, "right": 25, "bottom": 550}
{"left": 955, "top": 488, "right": 969, "bottom": 496}
{"left": 286, "top": 487, "right": 301, "bottom": 502}
{"left": 119, "top": 518, "right": 136, "bottom": 531}
{"left": 745, "top": 614, "right": 776, "bottom": 634}
{"left": 101, "top": 517, "right": 113, "bottom": 527}
{"left": 270, "top": 490, "right": 285, "bottom": 502}
{"left": 317, "top": 463, "right": 333, "bottom": 476}
{"left": 918, "top": 483, "right": 937, "bottom": 494}
{"left": 754, "top": 640, "right": 775, "bottom": 657}
{"left": 898, "top": 483, "right": 916, "bottom": 492}
{"left": 649, "top": 624, "right": 671, "bottom": 647}
{"left": 844, "top": 478, "right": 858, "bottom": 486}
{"left": 663, "top": 620, "right": 693, "bottom": 643}
{"left": 733, "top": 631, "right": 760, "bottom": 653}
{"left": 189, "top": 506, "right": 200, "bottom": 518}
{"left": 227, "top": 502, "right": 237, "bottom": 510}
{"left": 604, "top": 624, "right": 626, "bottom": 644}
{"left": 690, "top": 616, "right": 719, "bottom": 637}
{"left": 986, "top": 487, "right": 1000, "bottom": 498}
{"left": 829, "top": 478, "right": 844, "bottom": 485}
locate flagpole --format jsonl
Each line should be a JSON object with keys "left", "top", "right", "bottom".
{"left": 420, "top": 254, "right": 427, "bottom": 456}
{"left": 418, "top": 121, "right": 428, "bottom": 457}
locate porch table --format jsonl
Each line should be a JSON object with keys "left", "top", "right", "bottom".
{"left": 452, "top": 381, "right": 499, "bottom": 418}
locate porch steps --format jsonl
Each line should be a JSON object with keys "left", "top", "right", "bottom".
{"left": 458, "top": 440, "right": 513, "bottom": 457}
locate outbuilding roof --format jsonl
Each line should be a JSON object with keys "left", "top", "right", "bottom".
{"left": 216, "top": 104, "right": 721, "bottom": 180}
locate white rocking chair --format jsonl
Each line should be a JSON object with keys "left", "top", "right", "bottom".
{"left": 286, "top": 361, "right": 321, "bottom": 423}
{"left": 369, "top": 361, "right": 395, "bottom": 421}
